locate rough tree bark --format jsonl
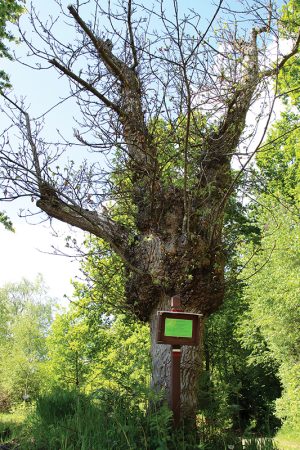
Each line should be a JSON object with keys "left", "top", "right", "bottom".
{"left": 1, "top": 0, "right": 299, "bottom": 423}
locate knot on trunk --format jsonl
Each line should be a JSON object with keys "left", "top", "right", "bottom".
{"left": 125, "top": 272, "right": 162, "bottom": 321}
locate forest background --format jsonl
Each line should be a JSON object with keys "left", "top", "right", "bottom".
{"left": 0, "top": 0, "right": 300, "bottom": 449}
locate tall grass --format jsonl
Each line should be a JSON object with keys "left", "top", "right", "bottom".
{"left": 16, "top": 388, "right": 280, "bottom": 450}
{"left": 21, "top": 388, "right": 172, "bottom": 450}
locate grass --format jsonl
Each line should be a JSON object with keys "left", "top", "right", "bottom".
{"left": 0, "top": 407, "right": 28, "bottom": 447}
{"left": 0, "top": 391, "right": 297, "bottom": 450}
{"left": 275, "top": 427, "right": 300, "bottom": 450}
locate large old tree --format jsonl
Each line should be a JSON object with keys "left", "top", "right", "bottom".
{"left": 1, "top": 0, "right": 299, "bottom": 421}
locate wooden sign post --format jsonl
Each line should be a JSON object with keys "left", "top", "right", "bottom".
{"left": 156, "top": 295, "right": 202, "bottom": 427}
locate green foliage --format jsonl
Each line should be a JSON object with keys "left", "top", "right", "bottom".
{"left": 223, "top": 195, "right": 261, "bottom": 279}
{"left": 0, "top": 409, "right": 26, "bottom": 445}
{"left": 277, "top": 0, "right": 300, "bottom": 106}
{"left": 239, "top": 203, "right": 300, "bottom": 431}
{"left": 202, "top": 287, "right": 281, "bottom": 435}
{"left": 45, "top": 234, "right": 151, "bottom": 396}
{"left": 256, "top": 111, "right": 300, "bottom": 205}
{"left": 249, "top": 1, "right": 300, "bottom": 433}
{"left": 45, "top": 306, "right": 151, "bottom": 399}
{"left": 0, "top": 276, "right": 53, "bottom": 407}
{"left": 86, "top": 316, "right": 150, "bottom": 397}
{"left": 241, "top": 31, "right": 300, "bottom": 426}
{"left": 0, "top": 0, "right": 25, "bottom": 89}
{"left": 58, "top": 236, "right": 151, "bottom": 396}
{"left": 149, "top": 115, "right": 208, "bottom": 190}
{"left": 45, "top": 309, "right": 95, "bottom": 390}
{"left": 21, "top": 388, "right": 172, "bottom": 450}
{"left": 242, "top": 438, "right": 279, "bottom": 450}
{"left": 71, "top": 236, "right": 126, "bottom": 319}
{"left": 36, "top": 388, "right": 84, "bottom": 424}
{"left": 275, "top": 425, "right": 300, "bottom": 450}
{"left": 275, "top": 363, "right": 300, "bottom": 428}
{"left": 0, "top": 210, "right": 14, "bottom": 231}
{"left": 197, "top": 192, "right": 279, "bottom": 435}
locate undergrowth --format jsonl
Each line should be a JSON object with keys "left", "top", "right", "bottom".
{"left": 1, "top": 388, "right": 281, "bottom": 450}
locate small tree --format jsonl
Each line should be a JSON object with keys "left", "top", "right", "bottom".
{"left": 0, "top": 277, "right": 52, "bottom": 405}
{"left": 45, "top": 309, "right": 94, "bottom": 391}
{"left": 0, "top": 0, "right": 300, "bottom": 420}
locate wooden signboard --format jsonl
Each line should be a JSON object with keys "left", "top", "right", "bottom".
{"left": 156, "top": 296, "right": 203, "bottom": 427}
{"left": 156, "top": 311, "right": 202, "bottom": 346}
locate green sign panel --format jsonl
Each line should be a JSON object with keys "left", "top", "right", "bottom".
{"left": 165, "top": 318, "right": 193, "bottom": 338}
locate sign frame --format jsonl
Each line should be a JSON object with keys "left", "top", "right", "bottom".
{"left": 156, "top": 311, "right": 202, "bottom": 346}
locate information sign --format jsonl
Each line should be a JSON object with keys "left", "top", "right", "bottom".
{"left": 165, "top": 318, "right": 193, "bottom": 338}
{"left": 156, "top": 311, "right": 202, "bottom": 346}
{"left": 156, "top": 296, "right": 203, "bottom": 428}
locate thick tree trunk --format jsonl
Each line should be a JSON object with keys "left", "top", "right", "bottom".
{"left": 149, "top": 294, "right": 203, "bottom": 423}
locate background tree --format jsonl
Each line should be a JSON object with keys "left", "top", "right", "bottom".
{"left": 235, "top": 6, "right": 300, "bottom": 428}
{"left": 1, "top": 0, "right": 300, "bottom": 421}
{"left": 203, "top": 290, "right": 281, "bottom": 434}
{"left": 46, "top": 308, "right": 150, "bottom": 399}
{"left": 0, "top": 276, "right": 53, "bottom": 408}
{"left": 238, "top": 204, "right": 300, "bottom": 431}
{"left": 45, "top": 309, "right": 92, "bottom": 391}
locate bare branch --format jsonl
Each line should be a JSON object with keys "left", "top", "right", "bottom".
{"left": 36, "top": 188, "right": 134, "bottom": 268}
{"left": 262, "top": 29, "right": 300, "bottom": 77}
{"left": 1, "top": 93, "right": 43, "bottom": 184}
{"left": 68, "top": 4, "right": 127, "bottom": 83}
{"left": 127, "top": 0, "right": 139, "bottom": 69}
{"left": 49, "top": 58, "right": 123, "bottom": 115}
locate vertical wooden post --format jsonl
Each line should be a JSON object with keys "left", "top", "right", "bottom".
{"left": 157, "top": 295, "right": 202, "bottom": 427}
{"left": 171, "top": 294, "right": 182, "bottom": 311}
{"left": 171, "top": 295, "right": 182, "bottom": 427}
{"left": 171, "top": 345, "right": 181, "bottom": 427}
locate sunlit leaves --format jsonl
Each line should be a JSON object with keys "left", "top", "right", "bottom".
{"left": 0, "top": 277, "right": 53, "bottom": 404}
{"left": 239, "top": 203, "right": 300, "bottom": 429}
{"left": 256, "top": 111, "right": 300, "bottom": 205}
{"left": 0, "top": 0, "right": 25, "bottom": 89}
